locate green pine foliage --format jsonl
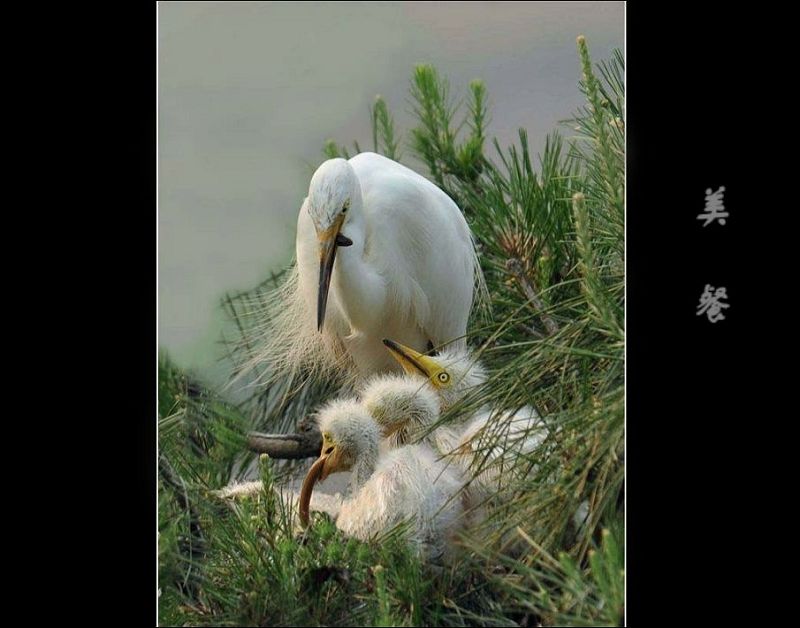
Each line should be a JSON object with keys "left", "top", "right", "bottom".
{"left": 159, "top": 37, "right": 624, "bottom": 626}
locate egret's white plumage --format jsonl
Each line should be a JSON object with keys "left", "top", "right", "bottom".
{"left": 454, "top": 405, "right": 547, "bottom": 491}
{"left": 243, "top": 153, "right": 485, "bottom": 386}
{"left": 299, "top": 397, "right": 467, "bottom": 561}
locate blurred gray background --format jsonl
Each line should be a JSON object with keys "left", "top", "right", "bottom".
{"left": 158, "top": 1, "right": 624, "bottom": 386}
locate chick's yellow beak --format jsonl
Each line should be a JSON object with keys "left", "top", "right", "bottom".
{"left": 382, "top": 338, "right": 440, "bottom": 378}
{"left": 298, "top": 435, "right": 344, "bottom": 528}
{"left": 298, "top": 454, "right": 327, "bottom": 528}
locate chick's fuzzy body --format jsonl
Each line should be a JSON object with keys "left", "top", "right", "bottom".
{"left": 360, "top": 373, "right": 460, "bottom": 454}
{"left": 335, "top": 442, "right": 466, "bottom": 561}
{"left": 314, "top": 396, "right": 467, "bottom": 561}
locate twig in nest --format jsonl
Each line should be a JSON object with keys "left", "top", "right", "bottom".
{"left": 506, "top": 258, "right": 560, "bottom": 336}
{"left": 520, "top": 323, "right": 545, "bottom": 339}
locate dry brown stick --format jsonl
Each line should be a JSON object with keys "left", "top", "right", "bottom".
{"left": 506, "top": 258, "right": 560, "bottom": 335}
{"left": 520, "top": 323, "right": 545, "bottom": 339}
{"left": 247, "top": 429, "right": 322, "bottom": 459}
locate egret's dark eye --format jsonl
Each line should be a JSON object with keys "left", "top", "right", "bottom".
{"left": 437, "top": 372, "right": 450, "bottom": 384}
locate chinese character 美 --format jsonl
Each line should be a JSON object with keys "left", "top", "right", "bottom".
{"left": 696, "top": 284, "right": 729, "bottom": 323}
{"left": 697, "top": 186, "right": 728, "bottom": 226}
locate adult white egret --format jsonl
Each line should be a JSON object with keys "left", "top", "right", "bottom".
{"left": 298, "top": 397, "right": 467, "bottom": 561}
{"left": 249, "top": 152, "right": 485, "bottom": 385}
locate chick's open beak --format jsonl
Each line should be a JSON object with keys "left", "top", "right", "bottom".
{"left": 382, "top": 338, "right": 439, "bottom": 378}
{"left": 317, "top": 215, "right": 353, "bottom": 332}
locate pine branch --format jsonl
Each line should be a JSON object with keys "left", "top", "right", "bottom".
{"left": 370, "top": 95, "right": 400, "bottom": 159}
{"left": 246, "top": 428, "right": 322, "bottom": 459}
{"left": 576, "top": 35, "right": 622, "bottom": 207}
{"left": 572, "top": 192, "right": 623, "bottom": 338}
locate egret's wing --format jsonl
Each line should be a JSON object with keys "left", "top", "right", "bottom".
{"left": 459, "top": 406, "right": 544, "bottom": 453}
{"left": 350, "top": 152, "right": 490, "bottom": 329}
{"left": 349, "top": 153, "right": 477, "bottom": 349}
{"left": 456, "top": 405, "right": 547, "bottom": 490}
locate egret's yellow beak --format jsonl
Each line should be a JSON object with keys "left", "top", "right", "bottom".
{"left": 317, "top": 215, "right": 352, "bottom": 332}
{"left": 382, "top": 338, "right": 439, "bottom": 378}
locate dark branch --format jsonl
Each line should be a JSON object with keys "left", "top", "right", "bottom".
{"left": 247, "top": 429, "right": 322, "bottom": 459}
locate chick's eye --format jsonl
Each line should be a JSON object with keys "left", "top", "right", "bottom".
{"left": 437, "top": 372, "right": 450, "bottom": 384}
{"left": 342, "top": 200, "right": 350, "bottom": 213}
